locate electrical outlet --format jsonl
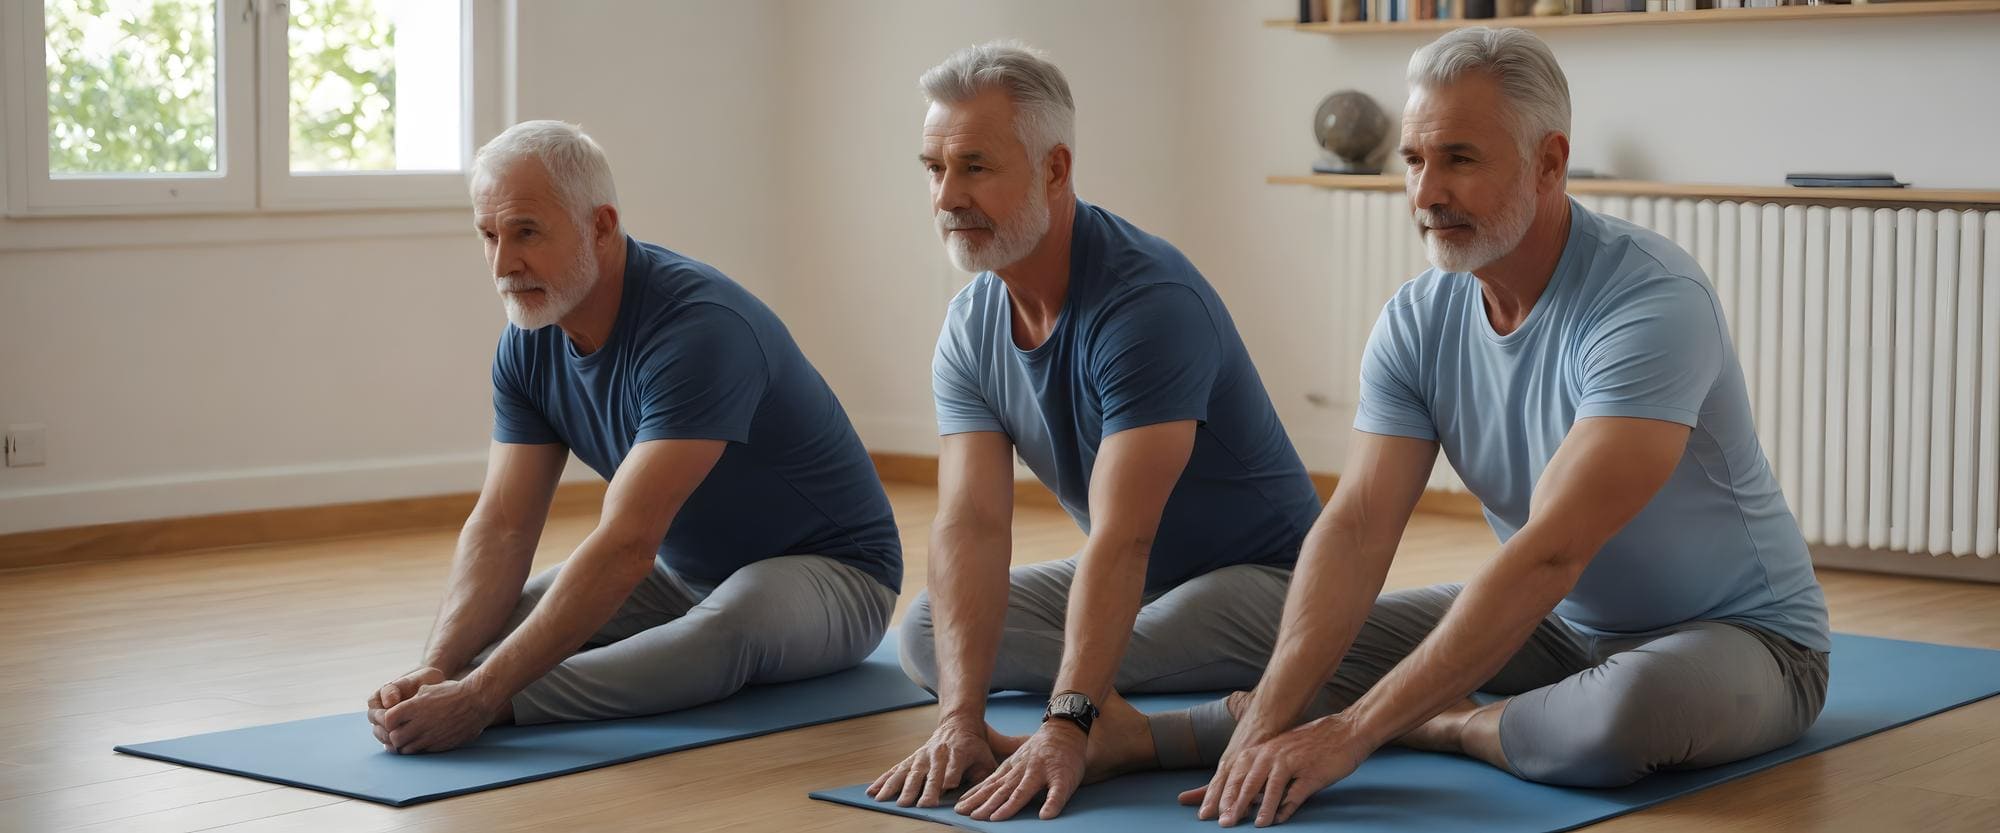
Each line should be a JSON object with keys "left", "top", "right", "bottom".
{"left": 5, "top": 424, "right": 46, "bottom": 467}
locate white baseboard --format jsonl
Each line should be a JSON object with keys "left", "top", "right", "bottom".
{"left": 0, "top": 452, "right": 599, "bottom": 535}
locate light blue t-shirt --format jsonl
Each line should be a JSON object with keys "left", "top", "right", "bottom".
{"left": 1356, "top": 199, "right": 1830, "bottom": 652}
{"left": 934, "top": 200, "right": 1322, "bottom": 592}
{"left": 492, "top": 236, "right": 902, "bottom": 592}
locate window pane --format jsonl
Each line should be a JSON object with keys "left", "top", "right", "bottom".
{"left": 289, "top": 0, "right": 463, "bottom": 173}
{"left": 45, "top": 0, "right": 220, "bottom": 175}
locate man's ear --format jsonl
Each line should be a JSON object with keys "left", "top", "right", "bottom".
{"left": 1539, "top": 131, "right": 1570, "bottom": 192}
{"left": 594, "top": 203, "right": 621, "bottom": 248}
{"left": 1044, "top": 144, "right": 1073, "bottom": 194}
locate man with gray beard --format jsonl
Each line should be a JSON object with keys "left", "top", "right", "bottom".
{"left": 1070, "top": 29, "right": 1830, "bottom": 828}
{"left": 867, "top": 42, "right": 1321, "bottom": 822}
{"left": 361, "top": 120, "right": 902, "bottom": 754}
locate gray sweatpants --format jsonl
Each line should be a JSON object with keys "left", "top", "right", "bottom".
{"left": 898, "top": 557, "right": 1293, "bottom": 694}
{"left": 1168, "top": 583, "right": 1830, "bottom": 787}
{"left": 472, "top": 554, "right": 897, "bottom": 725}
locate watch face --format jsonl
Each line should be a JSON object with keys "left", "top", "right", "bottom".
{"left": 1051, "top": 693, "right": 1087, "bottom": 716}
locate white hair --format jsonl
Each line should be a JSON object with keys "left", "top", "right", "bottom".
{"left": 1407, "top": 27, "right": 1570, "bottom": 159}
{"left": 470, "top": 120, "right": 620, "bottom": 234}
{"left": 920, "top": 40, "right": 1076, "bottom": 163}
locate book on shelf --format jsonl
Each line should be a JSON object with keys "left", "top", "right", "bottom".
{"left": 1785, "top": 172, "right": 1908, "bottom": 188}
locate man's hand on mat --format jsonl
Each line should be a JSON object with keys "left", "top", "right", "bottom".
{"left": 1178, "top": 713, "right": 1369, "bottom": 828}
{"left": 867, "top": 717, "right": 999, "bottom": 808}
{"left": 367, "top": 666, "right": 448, "bottom": 748}
{"left": 368, "top": 666, "right": 446, "bottom": 714}
{"left": 377, "top": 677, "right": 506, "bottom": 754}
{"left": 952, "top": 720, "right": 1088, "bottom": 821}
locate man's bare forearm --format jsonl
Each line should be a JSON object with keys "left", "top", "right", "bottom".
{"left": 1239, "top": 513, "right": 1396, "bottom": 735}
{"left": 461, "top": 527, "right": 657, "bottom": 700}
{"left": 421, "top": 515, "right": 541, "bottom": 674}
{"left": 930, "top": 515, "right": 1013, "bottom": 724}
{"left": 1049, "top": 530, "right": 1148, "bottom": 703}
{"left": 1345, "top": 530, "right": 1581, "bottom": 750}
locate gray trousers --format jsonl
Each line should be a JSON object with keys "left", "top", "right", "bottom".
{"left": 1171, "top": 583, "right": 1830, "bottom": 787}
{"left": 472, "top": 554, "right": 897, "bottom": 725}
{"left": 898, "top": 557, "right": 1293, "bottom": 694}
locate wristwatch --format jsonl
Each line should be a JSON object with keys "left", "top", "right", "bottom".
{"left": 1042, "top": 690, "right": 1099, "bottom": 734}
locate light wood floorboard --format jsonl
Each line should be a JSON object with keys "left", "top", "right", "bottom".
{"left": 1, "top": 483, "right": 1995, "bottom": 831}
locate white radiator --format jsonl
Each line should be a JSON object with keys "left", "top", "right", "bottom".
{"left": 1327, "top": 190, "right": 2000, "bottom": 559}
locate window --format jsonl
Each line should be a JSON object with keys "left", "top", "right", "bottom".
{"left": 4, "top": 0, "right": 501, "bottom": 216}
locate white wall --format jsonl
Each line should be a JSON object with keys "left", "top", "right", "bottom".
{"left": 777, "top": 0, "right": 2000, "bottom": 466}
{"left": 6, "top": 0, "right": 1994, "bottom": 533}
{"left": 510, "top": 0, "right": 790, "bottom": 303}
{"left": 0, "top": 228, "right": 500, "bottom": 532}
{"left": 774, "top": 0, "right": 1192, "bottom": 454}
{"left": 0, "top": 2, "right": 792, "bottom": 533}
{"left": 1178, "top": 0, "right": 2000, "bottom": 471}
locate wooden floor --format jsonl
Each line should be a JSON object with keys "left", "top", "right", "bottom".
{"left": 3, "top": 483, "right": 1998, "bottom": 832}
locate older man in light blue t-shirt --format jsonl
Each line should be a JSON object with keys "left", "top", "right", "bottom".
{"left": 1081, "top": 29, "right": 1832, "bottom": 828}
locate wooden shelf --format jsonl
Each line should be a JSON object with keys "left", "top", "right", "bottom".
{"left": 1265, "top": 0, "right": 2000, "bottom": 34}
{"left": 1267, "top": 174, "right": 2000, "bottom": 209}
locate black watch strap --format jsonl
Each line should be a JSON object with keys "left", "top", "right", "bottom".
{"left": 1042, "top": 690, "right": 1099, "bottom": 734}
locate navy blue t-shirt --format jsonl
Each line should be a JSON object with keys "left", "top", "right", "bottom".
{"left": 933, "top": 200, "right": 1320, "bottom": 591}
{"left": 493, "top": 236, "right": 902, "bottom": 591}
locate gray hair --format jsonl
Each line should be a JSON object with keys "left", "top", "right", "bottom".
{"left": 920, "top": 40, "right": 1076, "bottom": 163}
{"left": 1407, "top": 27, "right": 1570, "bottom": 158}
{"left": 470, "top": 120, "right": 621, "bottom": 234}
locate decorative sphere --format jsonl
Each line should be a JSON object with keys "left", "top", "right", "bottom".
{"left": 1314, "top": 90, "right": 1391, "bottom": 166}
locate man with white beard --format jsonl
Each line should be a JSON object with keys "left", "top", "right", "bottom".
{"left": 1065, "top": 29, "right": 1831, "bottom": 828}
{"left": 867, "top": 42, "right": 1322, "bottom": 822}
{"left": 361, "top": 120, "right": 903, "bottom": 754}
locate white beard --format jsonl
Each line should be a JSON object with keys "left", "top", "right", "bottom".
{"left": 1414, "top": 171, "right": 1538, "bottom": 273}
{"left": 499, "top": 242, "right": 598, "bottom": 331}
{"left": 936, "top": 176, "right": 1051, "bottom": 274}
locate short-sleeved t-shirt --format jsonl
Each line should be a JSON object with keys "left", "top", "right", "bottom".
{"left": 492, "top": 236, "right": 902, "bottom": 591}
{"left": 933, "top": 200, "right": 1321, "bottom": 592}
{"left": 1355, "top": 199, "right": 1829, "bottom": 651}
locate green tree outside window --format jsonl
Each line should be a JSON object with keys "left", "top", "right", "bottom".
{"left": 44, "top": 0, "right": 401, "bottom": 176}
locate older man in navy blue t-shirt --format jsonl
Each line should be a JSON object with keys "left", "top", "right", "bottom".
{"left": 867, "top": 42, "right": 1321, "bottom": 822}
{"left": 361, "top": 121, "right": 902, "bottom": 755}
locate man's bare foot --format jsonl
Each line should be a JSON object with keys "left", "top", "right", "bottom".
{"left": 984, "top": 723, "right": 1027, "bottom": 759}
{"left": 1395, "top": 697, "right": 1479, "bottom": 754}
{"left": 983, "top": 693, "right": 1159, "bottom": 784}
{"left": 1082, "top": 694, "right": 1158, "bottom": 783}
{"left": 1224, "top": 689, "right": 1253, "bottom": 720}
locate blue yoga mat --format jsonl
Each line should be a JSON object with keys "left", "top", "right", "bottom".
{"left": 812, "top": 634, "right": 2000, "bottom": 832}
{"left": 115, "top": 637, "right": 933, "bottom": 806}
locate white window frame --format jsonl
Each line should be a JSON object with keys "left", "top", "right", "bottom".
{"left": 4, "top": 0, "right": 257, "bottom": 215}
{"left": 258, "top": 0, "right": 499, "bottom": 210}
{"left": 2, "top": 0, "right": 505, "bottom": 218}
